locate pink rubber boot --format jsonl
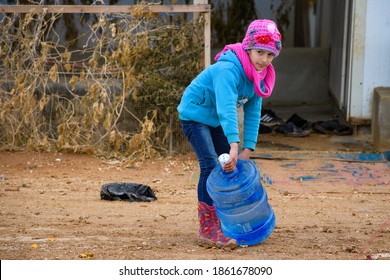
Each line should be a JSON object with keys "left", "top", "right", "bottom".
{"left": 197, "top": 201, "right": 237, "bottom": 249}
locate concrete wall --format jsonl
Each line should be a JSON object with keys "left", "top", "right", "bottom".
{"left": 372, "top": 88, "right": 390, "bottom": 149}
{"left": 211, "top": 47, "right": 331, "bottom": 107}
{"left": 264, "top": 47, "right": 330, "bottom": 106}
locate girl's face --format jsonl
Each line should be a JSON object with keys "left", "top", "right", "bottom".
{"left": 247, "top": 49, "right": 275, "bottom": 72}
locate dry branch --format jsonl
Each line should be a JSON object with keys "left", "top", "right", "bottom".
{"left": 0, "top": 5, "right": 204, "bottom": 159}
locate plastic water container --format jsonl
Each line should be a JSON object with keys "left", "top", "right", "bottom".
{"left": 206, "top": 154, "right": 275, "bottom": 246}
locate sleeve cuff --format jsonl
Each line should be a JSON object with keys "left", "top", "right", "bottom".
{"left": 242, "top": 141, "right": 256, "bottom": 151}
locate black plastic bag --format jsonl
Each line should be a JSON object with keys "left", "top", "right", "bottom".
{"left": 100, "top": 182, "right": 157, "bottom": 202}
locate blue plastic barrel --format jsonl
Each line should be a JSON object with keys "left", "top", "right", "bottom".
{"left": 206, "top": 156, "right": 275, "bottom": 246}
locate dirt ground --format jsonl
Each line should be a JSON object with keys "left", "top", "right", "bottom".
{"left": 0, "top": 133, "right": 389, "bottom": 260}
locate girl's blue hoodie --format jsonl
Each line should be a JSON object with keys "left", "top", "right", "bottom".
{"left": 177, "top": 50, "right": 262, "bottom": 151}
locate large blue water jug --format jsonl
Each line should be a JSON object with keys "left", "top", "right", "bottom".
{"left": 206, "top": 155, "right": 275, "bottom": 246}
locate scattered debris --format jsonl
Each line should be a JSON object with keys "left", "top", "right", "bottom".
{"left": 78, "top": 252, "right": 94, "bottom": 259}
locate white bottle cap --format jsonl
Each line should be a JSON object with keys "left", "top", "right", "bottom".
{"left": 218, "top": 153, "right": 230, "bottom": 166}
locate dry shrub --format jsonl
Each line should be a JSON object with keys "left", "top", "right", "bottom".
{"left": 0, "top": 4, "right": 204, "bottom": 160}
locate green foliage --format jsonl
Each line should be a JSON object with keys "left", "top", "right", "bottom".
{"left": 0, "top": 5, "right": 204, "bottom": 159}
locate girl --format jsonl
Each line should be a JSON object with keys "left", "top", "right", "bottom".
{"left": 177, "top": 19, "right": 282, "bottom": 249}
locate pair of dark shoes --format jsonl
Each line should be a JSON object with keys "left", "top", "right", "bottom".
{"left": 259, "top": 110, "right": 310, "bottom": 137}
{"left": 259, "top": 109, "right": 284, "bottom": 134}
{"left": 274, "top": 113, "right": 311, "bottom": 137}
{"left": 259, "top": 109, "right": 353, "bottom": 137}
{"left": 312, "top": 119, "right": 353, "bottom": 136}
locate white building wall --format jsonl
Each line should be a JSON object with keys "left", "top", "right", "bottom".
{"left": 360, "top": 0, "right": 390, "bottom": 118}
{"left": 348, "top": 0, "right": 390, "bottom": 121}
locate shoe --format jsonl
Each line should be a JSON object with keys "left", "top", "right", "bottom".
{"left": 313, "top": 119, "right": 353, "bottom": 135}
{"left": 286, "top": 113, "right": 311, "bottom": 130}
{"left": 197, "top": 202, "right": 238, "bottom": 249}
{"left": 259, "top": 123, "right": 272, "bottom": 134}
{"left": 274, "top": 113, "right": 311, "bottom": 137}
{"left": 274, "top": 122, "right": 311, "bottom": 137}
{"left": 260, "top": 109, "right": 284, "bottom": 127}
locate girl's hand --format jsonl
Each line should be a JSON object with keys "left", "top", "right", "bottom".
{"left": 223, "top": 143, "right": 239, "bottom": 172}
{"left": 238, "top": 148, "right": 252, "bottom": 160}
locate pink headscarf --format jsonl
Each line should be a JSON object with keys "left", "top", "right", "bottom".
{"left": 214, "top": 43, "right": 275, "bottom": 98}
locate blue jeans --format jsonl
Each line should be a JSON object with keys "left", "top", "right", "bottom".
{"left": 180, "top": 120, "right": 230, "bottom": 205}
